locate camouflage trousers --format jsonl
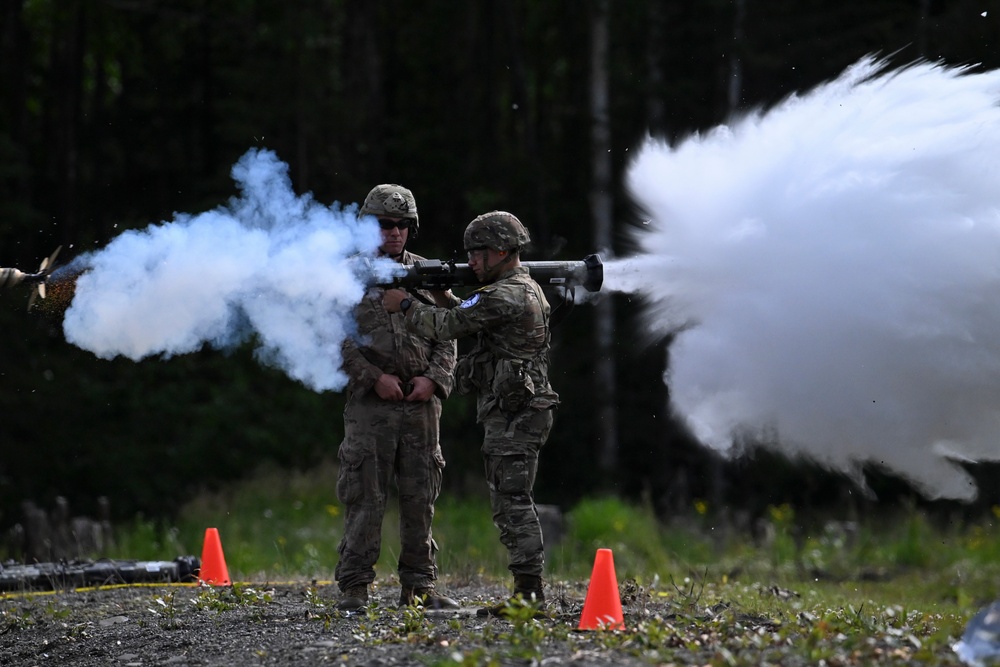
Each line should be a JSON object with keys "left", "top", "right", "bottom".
{"left": 335, "top": 393, "right": 445, "bottom": 592}
{"left": 481, "top": 407, "right": 554, "bottom": 578}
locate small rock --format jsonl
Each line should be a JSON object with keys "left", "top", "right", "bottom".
{"left": 100, "top": 615, "right": 129, "bottom": 627}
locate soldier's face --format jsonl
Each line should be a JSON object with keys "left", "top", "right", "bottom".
{"left": 378, "top": 217, "right": 410, "bottom": 258}
{"left": 468, "top": 247, "right": 504, "bottom": 282}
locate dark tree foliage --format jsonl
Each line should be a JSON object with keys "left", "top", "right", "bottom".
{"left": 2, "top": 0, "right": 999, "bottom": 528}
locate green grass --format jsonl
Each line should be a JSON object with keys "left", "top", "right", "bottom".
{"left": 112, "top": 460, "right": 348, "bottom": 579}
{"left": 108, "top": 462, "right": 716, "bottom": 583}
{"left": 100, "top": 461, "right": 1000, "bottom": 603}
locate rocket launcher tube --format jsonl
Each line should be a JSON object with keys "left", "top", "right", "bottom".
{"left": 377, "top": 253, "right": 604, "bottom": 292}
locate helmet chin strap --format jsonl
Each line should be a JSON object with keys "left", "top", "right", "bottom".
{"left": 482, "top": 249, "right": 515, "bottom": 275}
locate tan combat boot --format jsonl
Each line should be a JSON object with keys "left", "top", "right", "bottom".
{"left": 513, "top": 574, "right": 545, "bottom": 604}
{"left": 399, "top": 586, "right": 460, "bottom": 610}
{"left": 476, "top": 574, "right": 546, "bottom": 617}
{"left": 336, "top": 584, "right": 370, "bottom": 611}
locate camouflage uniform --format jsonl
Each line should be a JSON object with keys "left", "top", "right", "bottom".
{"left": 336, "top": 248, "right": 458, "bottom": 594}
{"left": 405, "top": 264, "right": 558, "bottom": 580}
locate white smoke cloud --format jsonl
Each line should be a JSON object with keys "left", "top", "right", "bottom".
{"left": 611, "top": 57, "right": 1000, "bottom": 500}
{"left": 62, "top": 148, "right": 398, "bottom": 392}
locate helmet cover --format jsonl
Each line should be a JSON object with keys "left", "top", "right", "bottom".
{"left": 463, "top": 211, "right": 530, "bottom": 252}
{"left": 361, "top": 184, "right": 419, "bottom": 237}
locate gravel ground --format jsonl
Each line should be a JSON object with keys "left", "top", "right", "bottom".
{"left": 4, "top": 574, "right": 968, "bottom": 666}
{"left": 0, "top": 577, "right": 667, "bottom": 667}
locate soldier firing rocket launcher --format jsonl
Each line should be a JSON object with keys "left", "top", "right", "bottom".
{"left": 378, "top": 253, "right": 604, "bottom": 294}
{"left": 0, "top": 247, "right": 61, "bottom": 309}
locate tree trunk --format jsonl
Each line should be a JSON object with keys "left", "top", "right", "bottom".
{"left": 45, "top": 0, "right": 86, "bottom": 247}
{"left": 0, "top": 0, "right": 31, "bottom": 254}
{"left": 342, "top": 0, "right": 384, "bottom": 176}
{"left": 501, "top": 1, "right": 549, "bottom": 252}
{"left": 589, "top": 0, "right": 617, "bottom": 475}
{"left": 728, "top": 0, "right": 746, "bottom": 113}
{"left": 646, "top": 1, "right": 665, "bottom": 133}
{"left": 915, "top": 0, "right": 930, "bottom": 58}
{"left": 1, "top": 0, "right": 28, "bottom": 142}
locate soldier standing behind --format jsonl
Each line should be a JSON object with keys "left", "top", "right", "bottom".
{"left": 383, "top": 211, "right": 558, "bottom": 615}
{"left": 335, "top": 184, "right": 460, "bottom": 611}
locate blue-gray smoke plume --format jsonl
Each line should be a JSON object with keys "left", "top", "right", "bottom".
{"left": 607, "top": 56, "right": 1000, "bottom": 500}
{"left": 62, "top": 148, "right": 397, "bottom": 391}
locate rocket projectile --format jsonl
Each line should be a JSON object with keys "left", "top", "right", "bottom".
{"left": 0, "top": 247, "right": 62, "bottom": 310}
{"left": 0, "top": 266, "right": 44, "bottom": 288}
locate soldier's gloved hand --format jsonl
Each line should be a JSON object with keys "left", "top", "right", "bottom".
{"left": 374, "top": 373, "right": 406, "bottom": 401}
{"left": 404, "top": 376, "right": 436, "bottom": 402}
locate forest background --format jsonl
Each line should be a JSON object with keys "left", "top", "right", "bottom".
{"left": 2, "top": 0, "right": 999, "bottom": 536}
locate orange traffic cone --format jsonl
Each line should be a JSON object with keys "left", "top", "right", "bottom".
{"left": 198, "top": 527, "right": 232, "bottom": 586}
{"left": 578, "top": 548, "right": 625, "bottom": 630}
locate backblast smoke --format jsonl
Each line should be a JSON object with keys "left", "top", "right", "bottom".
{"left": 606, "top": 56, "right": 1000, "bottom": 501}
{"left": 59, "top": 148, "right": 398, "bottom": 392}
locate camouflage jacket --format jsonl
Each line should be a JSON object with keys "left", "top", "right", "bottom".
{"left": 405, "top": 266, "right": 559, "bottom": 420}
{"left": 341, "top": 250, "right": 458, "bottom": 399}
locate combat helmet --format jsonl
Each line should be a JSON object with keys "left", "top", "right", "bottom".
{"left": 464, "top": 211, "right": 531, "bottom": 252}
{"left": 361, "top": 184, "right": 419, "bottom": 238}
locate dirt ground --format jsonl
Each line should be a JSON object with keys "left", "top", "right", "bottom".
{"left": 0, "top": 577, "right": 676, "bottom": 667}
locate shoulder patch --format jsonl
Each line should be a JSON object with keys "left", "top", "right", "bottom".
{"left": 459, "top": 293, "right": 482, "bottom": 309}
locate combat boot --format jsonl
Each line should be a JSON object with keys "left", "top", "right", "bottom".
{"left": 476, "top": 575, "right": 546, "bottom": 618}
{"left": 399, "top": 586, "right": 461, "bottom": 610}
{"left": 513, "top": 574, "right": 545, "bottom": 604}
{"left": 336, "top": 585, "right": 370, "bottom": 611}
